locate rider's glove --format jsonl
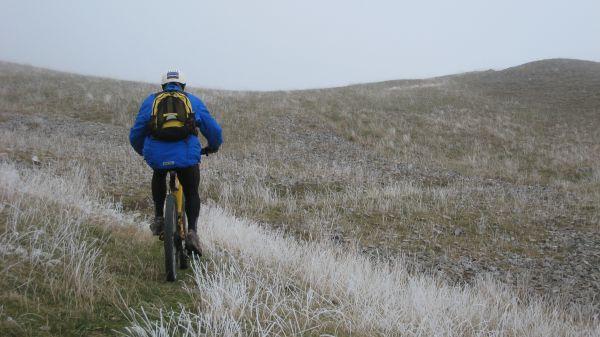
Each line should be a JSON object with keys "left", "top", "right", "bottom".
{"left": 201, "top": 147, "right": 218, "bottom": 156}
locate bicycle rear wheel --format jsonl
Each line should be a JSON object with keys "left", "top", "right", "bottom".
{"left": 164, "top": 194, "right": 177, "bottom": 282}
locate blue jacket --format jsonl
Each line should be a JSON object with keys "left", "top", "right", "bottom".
{"left": 129, "top": 83, "right": 223, "bottom": 169}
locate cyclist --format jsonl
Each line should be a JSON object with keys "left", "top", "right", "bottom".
{"left": 129, "top": 70, "right": 222, "bottom": 255}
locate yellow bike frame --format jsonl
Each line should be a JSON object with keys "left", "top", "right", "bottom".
{"left": 173, "top": 176, "right": 186, "bottom": 240}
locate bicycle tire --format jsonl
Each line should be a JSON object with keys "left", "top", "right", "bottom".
{"left": 164, "top": 194, "right": 177, "bottom": 282}
{"left": 179, "top": 194, "right": 188, "bottom": 270}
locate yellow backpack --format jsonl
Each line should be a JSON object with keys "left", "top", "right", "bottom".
{"left": 148, "top": 91, "right": 197, "bottom": 141}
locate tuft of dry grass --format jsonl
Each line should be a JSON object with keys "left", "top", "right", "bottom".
{"left": 0, "top": 163, "right": 112, "bottom": 312}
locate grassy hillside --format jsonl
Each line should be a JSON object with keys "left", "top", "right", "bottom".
{"left": 0, "top": 59, "right": 599, "bottom": 336}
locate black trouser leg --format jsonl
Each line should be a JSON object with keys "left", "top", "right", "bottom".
{"left": 152, "top": 166, "right": 200, "bottom": 230}
{"left": 152, "top": 170, "right": 168, "bottom": 217}
{"left": 175, "top": 165, "right": 201, "bottom": 231}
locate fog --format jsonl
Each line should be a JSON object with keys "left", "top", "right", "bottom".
{"left": 1, "top": 0, "right": 598, "bottom": 90}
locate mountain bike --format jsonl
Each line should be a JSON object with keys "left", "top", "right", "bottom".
{"left": 161, "top": 170, "right": 189, "bottom": 282}
{"left": 161, "top": 149, "right": 212, "bottom": 282}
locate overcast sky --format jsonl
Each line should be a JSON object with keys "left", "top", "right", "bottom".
{"left": 1, "top": 0, "right": 598, "bottom": 90}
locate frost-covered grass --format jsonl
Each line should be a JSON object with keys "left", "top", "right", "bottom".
{"left": 1, "top": 60, "right": 599, "bottom": 335}
{"left": 0, "top": 161, "right": 164, "bottom": 336}
{"left": 0, "top": 160, "right": 198, "bottom": 336}
{"left": 0, "top": 162, "right": 121, "bottom": 311}
{"left": 123, "top": 206, "right": 599, "bottom": 336}
{"left": 0, "top": 166, "right": 107, "bottom": 334}
{"left": 1, "top": 158, "right": 597, "bottom": 336}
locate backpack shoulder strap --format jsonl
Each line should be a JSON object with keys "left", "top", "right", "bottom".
{"left": 151, "top": 91, "right": 168, "bottom": 117}
{"left": 171, "top": 91, "right": 193, "bottom": 114}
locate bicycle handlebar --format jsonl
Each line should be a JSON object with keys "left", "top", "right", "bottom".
{"left": 201, "top": 147, "right": 217, "bottom": 156}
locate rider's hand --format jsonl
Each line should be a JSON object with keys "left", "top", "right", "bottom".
{"left": 201, "top": 147, "right": 218, "bottom": 155}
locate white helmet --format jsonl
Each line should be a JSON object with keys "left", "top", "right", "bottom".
{"left": 161, "top": 70, "right": 186, "bottom": 86}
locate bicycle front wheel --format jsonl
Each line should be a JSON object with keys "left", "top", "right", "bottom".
{"left": 164, "top": 194, "right": 177, "bottom": 282}
{"left": 179, "top": 194, "right": 188, "bottom": 270}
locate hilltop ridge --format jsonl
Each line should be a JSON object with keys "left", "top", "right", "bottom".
{"left": 455, "top": 58, "right": 600, "bottom": 113}
{"left": 2, "top": 58, "right": 599, "bottom": 91}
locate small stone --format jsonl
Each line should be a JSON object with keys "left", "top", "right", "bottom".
{"left": 454, "top": 228, "right": 464, "bottom": 236}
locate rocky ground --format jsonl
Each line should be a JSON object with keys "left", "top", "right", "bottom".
{"left": 272, "top": 112, "right": 600, "bottom": 311}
